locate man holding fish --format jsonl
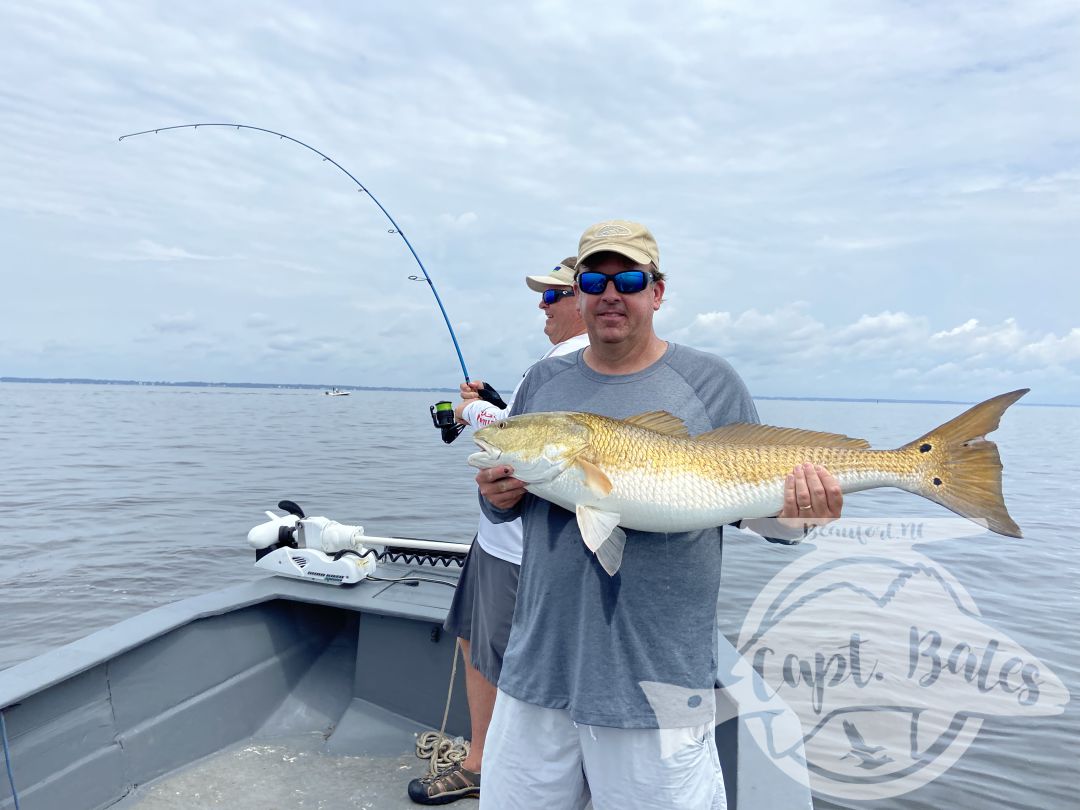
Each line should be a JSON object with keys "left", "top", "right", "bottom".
{"left": 472, "top": 221, "right": 843, "bottom": 810}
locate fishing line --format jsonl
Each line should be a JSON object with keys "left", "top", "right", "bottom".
{"left": 118, "top": 123, "right": 472, "bottom": 382}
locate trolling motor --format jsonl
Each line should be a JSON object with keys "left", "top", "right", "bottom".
{"left": 247, "top": 500, "right": 377, "bottom": 585}
{"left": 430, "top": 383, "right": 507, "bottom": 444}
{"left": 246, "top": 500, "right": 473, "bottom": 586}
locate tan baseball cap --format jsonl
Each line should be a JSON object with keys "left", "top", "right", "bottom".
{"left": 525, "top": 258, "right": 577, "bottom": 292}
{"left": 577, "top": 220, "right": 659, "bottom": 269}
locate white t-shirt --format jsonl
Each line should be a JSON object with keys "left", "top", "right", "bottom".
{"left": 459, "top": 332, "right": 590, "bottom": 564}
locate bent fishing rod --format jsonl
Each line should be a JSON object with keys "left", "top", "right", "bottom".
{"left": 118, "top": 123, "right": 505, "bottom": 441}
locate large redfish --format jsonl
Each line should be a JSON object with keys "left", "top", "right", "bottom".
{"left": 467, "top": 390, "right": 1027, "bottom": 575}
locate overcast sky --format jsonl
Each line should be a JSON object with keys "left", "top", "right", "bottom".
{"left": 2, "top": 1, "right": 1078, "bottom": 403}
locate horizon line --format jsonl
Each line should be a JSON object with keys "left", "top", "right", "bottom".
{"left": 2, "top": 376, "right": 1072, "bottom": 408}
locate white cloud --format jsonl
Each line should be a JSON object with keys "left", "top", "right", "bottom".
{"left": 266, "top": 335, "right": 309, "bottom": 354}
{"left": 815, "top": 235, "right": 916, "bottom": 252}
{"left": 929, "top": 318, "right": 1030, "bottom": 360}
{"left": 1, "top": 0, "right": 1078, "bottom": 400}
{"left": 152, "top": 313, "right": 199, "bottom": 334}
{"left": 932, "top": 319, "right": 980, "bottom": 339}
{"left": 437, "top": 212, "right": 478, "bottom": 229}
{"left": 104, "top": 239, "right": 223, "bottom": 263}
{"left": 669, "top": 305, "right": 1077, "bottom": 399}
{"left": 1018, "top": 327, "right": 1080, "bottom": 365}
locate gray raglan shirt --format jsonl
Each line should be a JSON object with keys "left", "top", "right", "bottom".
{"left": 481, "top": 342, "right": 759, "bottom": 728}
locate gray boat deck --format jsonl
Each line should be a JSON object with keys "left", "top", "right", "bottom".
{"left": 118, "top": 733, "right": 433, "bottom": 810}
{"left": 1, "top": 565, "right": 811, "bottom": 810}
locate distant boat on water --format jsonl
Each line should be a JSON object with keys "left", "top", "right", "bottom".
{"left": 324, "top": 388, "right": 350, "bottom": 397}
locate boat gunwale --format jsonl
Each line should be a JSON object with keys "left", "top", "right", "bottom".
{"left": 0, "top": 570, "right": 458, "bottom": 711}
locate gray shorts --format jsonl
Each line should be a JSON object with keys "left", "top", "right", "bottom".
{"left": 481, "top": 691, "right": 727, "bottom": 810}
{"left": 444, "top": 539, "right": 520, "bottom": 685}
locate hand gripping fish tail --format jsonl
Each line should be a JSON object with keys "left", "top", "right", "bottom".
{"left": 895, "top": 387, "right": 1028, "bottom": 538}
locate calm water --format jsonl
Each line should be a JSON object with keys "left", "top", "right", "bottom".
{"left": 2, "top": 383, "right": 1077, "bottom": 808}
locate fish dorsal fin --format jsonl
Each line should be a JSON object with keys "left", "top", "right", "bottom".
{"left": 623, "top": 411, "right": 690, "bottom": 437}
{"left": 696, "top": 422, "right": 871, "bottom": 449}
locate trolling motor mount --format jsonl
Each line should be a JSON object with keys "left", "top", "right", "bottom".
{"left": 245, "top": 502, "right": 473, "bottom": 586}
{"left": 246, "top": 502, "right": 376, "bottom": 585}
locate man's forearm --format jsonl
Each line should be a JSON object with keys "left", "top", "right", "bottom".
{"left": 478, "top": 490, "right": 522, "bottom": 524}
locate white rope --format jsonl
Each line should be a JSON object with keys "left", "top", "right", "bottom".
{"left": 415, "top": 729, "right": 470, "bottom": 775}
{"left": 415, "top": 638, "right": 470, "bottom": 775}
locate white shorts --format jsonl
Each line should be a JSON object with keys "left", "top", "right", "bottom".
{"left": 480, "top": 690, "right": 728, "bottom": 810}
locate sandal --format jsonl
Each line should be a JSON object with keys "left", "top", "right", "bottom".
{"left": 407, "top": 763, "right": 481, "bottom": 805}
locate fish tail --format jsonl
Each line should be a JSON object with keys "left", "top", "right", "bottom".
{"left": 898, "top": 389, "right": 1028, "bottom": 537}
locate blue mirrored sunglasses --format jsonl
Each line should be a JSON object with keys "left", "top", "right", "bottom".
{"left": 542, "top": 288, "right": 575, "bottom": 305}
{"left": 577, "top": 269, "right": 654, "bottom": 295}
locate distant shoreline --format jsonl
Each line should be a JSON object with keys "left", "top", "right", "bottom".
{"left": 3, "top": 376, "right": 1071, "bottom": 407}
{"left": 0, "top": 376, "right": 456, "bottom": 394}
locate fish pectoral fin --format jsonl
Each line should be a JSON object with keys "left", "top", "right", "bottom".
{"left": 575, "top": 505, "right": 621, "bottom": 551}
{"left": 594, "top": 527, "right": 627, "bottom": 577}
{"left": 575, "top": 505, "right": 627, "bottom": 576}
{"left": 574, "top": 507, "right": 626, "bottom": 578}
{"left": 696, "top": 423, "right": 871, "bottom": 449}
{"left": 623, "top": 411, "right": 690, "bottom": 437}
{"left": 577, "top": 459, "right": 613, "bottom": 497}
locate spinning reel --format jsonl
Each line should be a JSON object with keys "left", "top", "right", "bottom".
{"left": 429, "top": 383, "right": 507, "bottom": 444}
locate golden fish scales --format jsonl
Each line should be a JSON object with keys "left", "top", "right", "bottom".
{"left": 487, "top": 390, "right": 1027, "bottom": 539}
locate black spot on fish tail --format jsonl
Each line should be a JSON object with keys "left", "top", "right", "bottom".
{"left": 897, "top": 389, "right": 1027, "bottom": 537}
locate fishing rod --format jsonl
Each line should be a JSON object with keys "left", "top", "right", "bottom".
{"left": 118, "top": 123, "right": 506, "bottom": 442}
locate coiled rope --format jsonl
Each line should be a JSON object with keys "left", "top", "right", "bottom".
{"left": 414, "top": 640, "right": 470, "bottom": 775}
{"left": 365, "top": 572, "right": 469, "bottom": 775}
